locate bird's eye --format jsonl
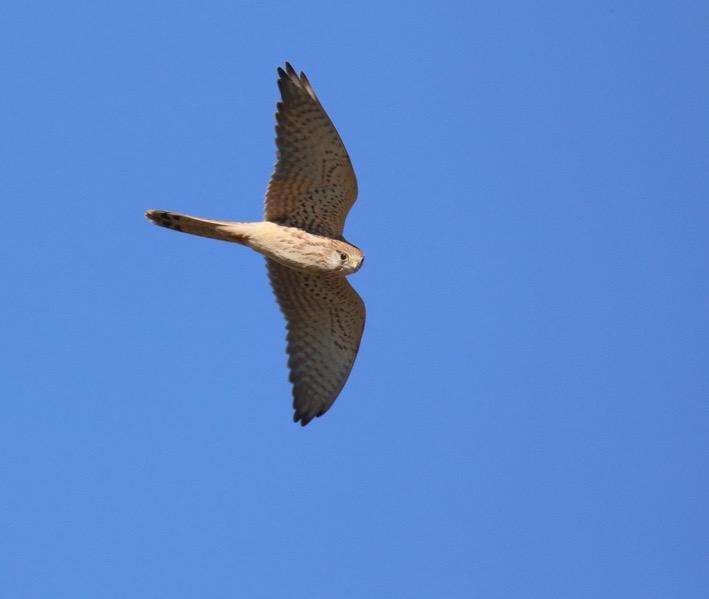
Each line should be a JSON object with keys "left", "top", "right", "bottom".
{"left": 339, "top": 253, "right": 348, "bottom": 261}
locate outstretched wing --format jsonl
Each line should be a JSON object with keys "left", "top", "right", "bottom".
{"left": 267, "top": 260, "right": 365, "bottom": 425}
{"left": 264, "top": 63, "right": 358, "bottom": 239}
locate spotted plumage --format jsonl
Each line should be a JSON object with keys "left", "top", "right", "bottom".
{"left": 146, "top": 63, "right": 365, "bottom": 425}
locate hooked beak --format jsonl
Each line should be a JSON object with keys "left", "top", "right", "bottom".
{"left": 353, "top": 256, "right": 365, "bottom": 273}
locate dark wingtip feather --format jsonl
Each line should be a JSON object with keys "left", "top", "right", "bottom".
{"left": 293, "top": 411, "right": 314, "bottom": 426}
{"left": 276, "top": 62, "right": 319, "bottom": 104}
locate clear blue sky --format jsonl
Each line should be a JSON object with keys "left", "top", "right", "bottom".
{"left": 2, "top": 1, "right": 707, "bottom": 597}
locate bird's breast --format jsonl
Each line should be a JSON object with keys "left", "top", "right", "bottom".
{"left": 243, "top": 222, "right": 341, "bottom": 274}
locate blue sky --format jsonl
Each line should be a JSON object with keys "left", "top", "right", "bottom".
{"left": 2, "top": 1, "right": 708, "bottom": 597}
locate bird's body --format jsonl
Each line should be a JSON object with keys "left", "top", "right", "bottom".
{"left": 146, "top": 63, "right": 365, "bottom": 425}
{"left": 146, "top": 211, "right": 363, "bottom": 275}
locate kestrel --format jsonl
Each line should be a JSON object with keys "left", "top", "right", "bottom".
{"left": 146, "top": 63, "right": 365, "bottom": 426}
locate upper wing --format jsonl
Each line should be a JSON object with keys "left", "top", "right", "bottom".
{"left": 267, "top": 259, "right": 365, "bottom": 425}
{"left": 264, "top": 63, "right": 358, "bottom": 239}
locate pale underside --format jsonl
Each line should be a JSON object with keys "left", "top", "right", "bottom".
{"left": 265, "top": 63, "right": 365, "bottom": 425}
{"left": 146, "top": 64, "right": 365, "bottom": 425}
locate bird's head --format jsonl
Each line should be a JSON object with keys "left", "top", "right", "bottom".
{"left": 330, "top": 241, "right": 364, "bottom": 275}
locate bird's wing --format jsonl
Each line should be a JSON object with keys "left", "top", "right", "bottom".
{"left": 267, "top": 259, "right": 365, "bottom": 425}
{"left": 264, "top": 63, "right": 358, "bottom": 239}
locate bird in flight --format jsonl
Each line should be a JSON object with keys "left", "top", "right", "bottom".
{"left": 146, "top": 63, "right": 365, "bottom": 426}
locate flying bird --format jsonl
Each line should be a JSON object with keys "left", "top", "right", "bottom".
{"left": 146, "top": 63, "right": 365, "bottom": 425}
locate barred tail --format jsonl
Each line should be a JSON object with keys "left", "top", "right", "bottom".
{"left": 145, "top": 210, "right": 249, "bottom": 244}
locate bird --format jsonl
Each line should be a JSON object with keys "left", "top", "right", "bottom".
{"left": 146, "top": 63, "right": 365, "bottom": 426}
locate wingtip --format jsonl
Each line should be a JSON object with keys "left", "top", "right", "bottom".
{"left": 280, "top": 62, "right": 307, "bottom": 84}
{"left": 293, "top": 412, "right": 313, "bottom": 426}
{"left": 293, "top": 402, "right": 333, "bottom": 426}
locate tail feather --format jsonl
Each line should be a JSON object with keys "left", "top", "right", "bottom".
{"left": 145, "top": 210, "right": 248, "bottom": 244}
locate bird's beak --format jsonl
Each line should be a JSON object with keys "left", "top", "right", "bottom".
{"left": 354, "top": 256, "right": 365, "bottom": 273}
